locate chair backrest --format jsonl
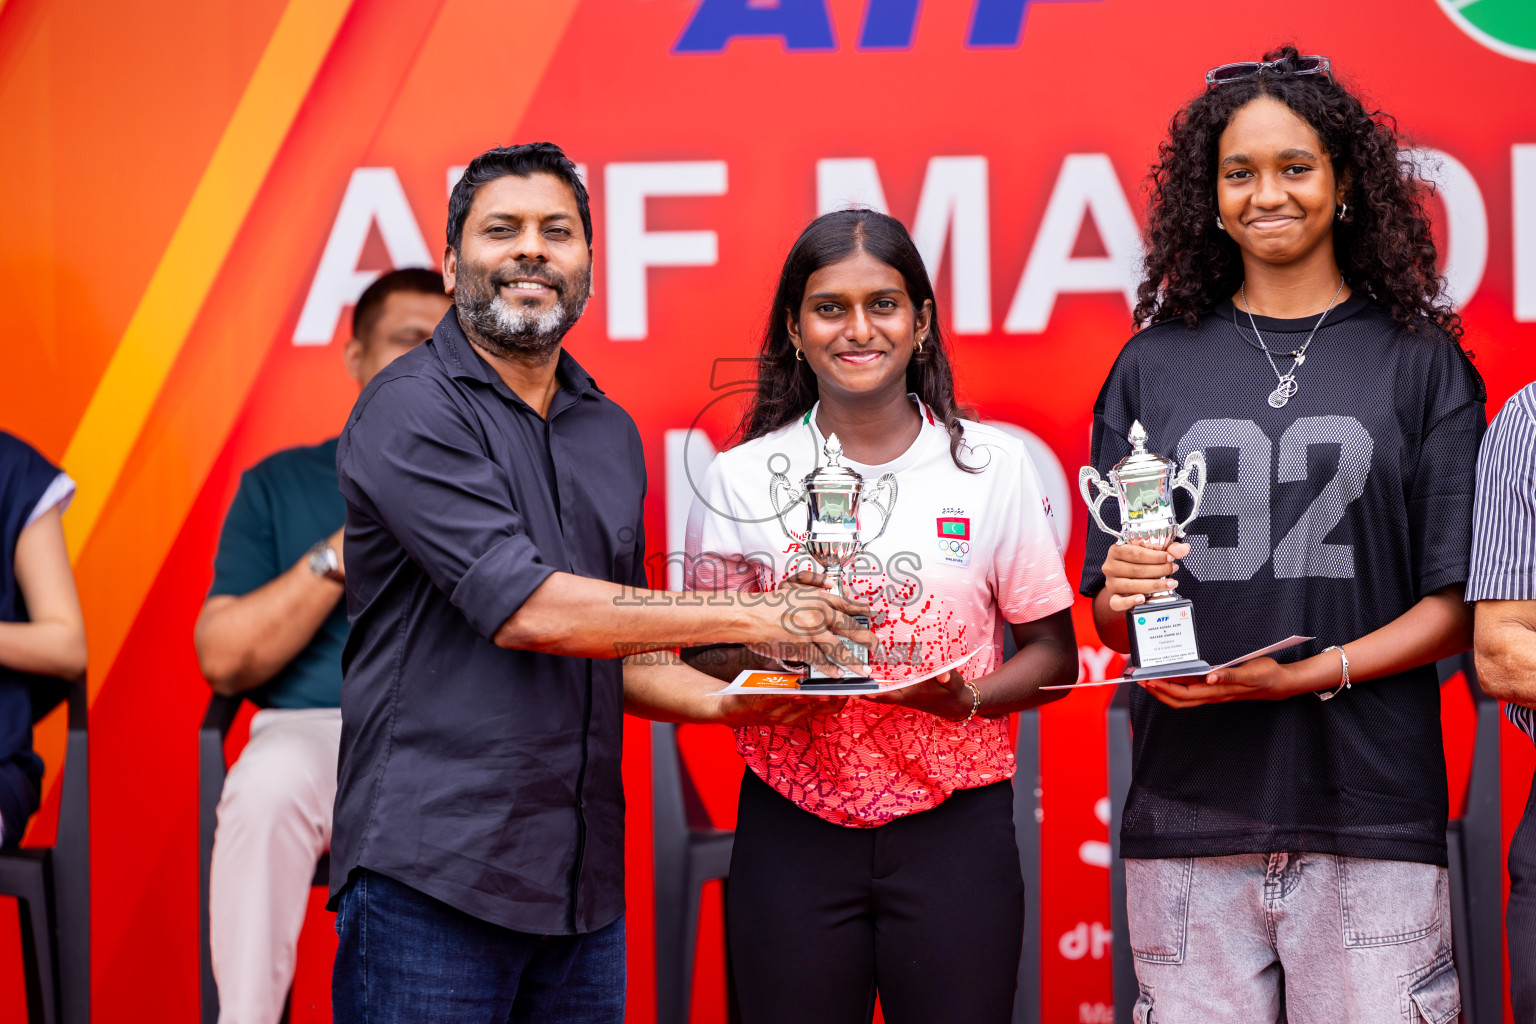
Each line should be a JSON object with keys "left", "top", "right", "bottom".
{"left": 18, "top": 674, "right": 89, "bottom": 1024}
{"left": 197, "top": 688, "right": 327, "bottom": 1024}
{"left": 23, "top": 674, "right": 70, "bottom": 725}
{"left": 1437, "top": 651, "right": 1503, "bottom": 1024}
{"left": 57, "top": 676, "right": 89, "bottom": 1024}
{"left": 12, "top": 674, "right": 88, "bottom": 844}
{"left": 650, "top": 722, "right": 716, "bottom": 842}
{"left": 1105, "top": 685, "right": 1136, "bottom": 1024}
{"left": 199, "top": 690, "right": 249, "bottom": 1024}
{"left": 1012, "top": 708, "right": 1042, "bottom": 1024}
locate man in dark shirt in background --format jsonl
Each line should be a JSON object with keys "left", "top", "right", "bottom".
{"left": 331, "top": 143, "right": 870, "bottom": 1023}
{"left": 194, "top": 269, "right": 450, "bottom": 1024}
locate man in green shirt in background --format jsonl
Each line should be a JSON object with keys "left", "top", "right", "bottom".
{"left": 193, "top": 268, "right": 451, "bottom": 1024}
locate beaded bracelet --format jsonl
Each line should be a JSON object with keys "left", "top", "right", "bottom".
{"left": 962, "top": 682, "right": 983, "bottom": 724}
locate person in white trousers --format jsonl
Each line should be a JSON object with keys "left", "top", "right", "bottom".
{"left": 193, "top": 269, "right": 451, "bottom": 1024}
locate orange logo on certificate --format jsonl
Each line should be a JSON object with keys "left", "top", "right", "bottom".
{"left": 736, "top": 671, "right": 802, "bottom": 690}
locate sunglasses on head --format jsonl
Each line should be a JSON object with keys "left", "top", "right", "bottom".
{"left": 1205, "top": 55, "right": 1332, "bottom": 87}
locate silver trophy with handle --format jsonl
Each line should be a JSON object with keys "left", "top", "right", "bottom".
{"left": 769, "top": 433, "right": 897, "bottom": 689}
{"left": 1080, "top": 421, "right": 1210, "bottom": 679}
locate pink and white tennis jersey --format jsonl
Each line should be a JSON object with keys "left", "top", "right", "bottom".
{"left": 684, "top": 400, "right": 1074, "bottom": 827}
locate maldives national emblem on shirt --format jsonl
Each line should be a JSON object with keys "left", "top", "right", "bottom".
{"left": 937, "top": 514, "right": 971, "bottom": 568}
{"left": 767, "top": 433, "right": 897, "bottom": 689}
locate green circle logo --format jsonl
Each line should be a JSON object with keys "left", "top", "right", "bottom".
{"left": 1137, "top": 616, "right": 1147, "bottom": 625}
{"left": 1438, "top": 0, "right": 1536, "bottom": 62}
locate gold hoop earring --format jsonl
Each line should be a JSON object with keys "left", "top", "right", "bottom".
{"left": 915, "top": 337, "right": 924, "bottom": 354}
{"left": 794, "top": 347, "right": 804, "bottom": 362}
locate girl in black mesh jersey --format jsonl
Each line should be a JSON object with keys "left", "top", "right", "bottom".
{"left": 1080, "top": 46, "right": 1484, "bottom": 1022}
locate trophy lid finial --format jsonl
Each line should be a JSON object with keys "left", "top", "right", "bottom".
{"left": 1127, "top": 421, "right": 1148, "bottom": 452}
{"left": 824, "top": 432, "right": 845, "bottom": 465}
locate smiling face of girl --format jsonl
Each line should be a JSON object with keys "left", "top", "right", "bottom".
{"left": 786, "top": 248, "right": 933, "bottom": 406}
{"left": 1216, "top": 95, "right": 1348, "bottom": 273}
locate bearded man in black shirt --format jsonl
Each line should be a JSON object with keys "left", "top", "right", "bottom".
{"left": 329, "top": 143, "right": 871, "bottom": 1023}
{"left": 1083, "top": 50, "right": 1481, "bottom": 1022}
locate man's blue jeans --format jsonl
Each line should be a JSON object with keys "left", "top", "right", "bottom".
{"left": 332, "top": 869, "right": 625, "bottom": 1024}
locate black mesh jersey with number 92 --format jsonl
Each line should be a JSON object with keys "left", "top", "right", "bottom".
{"left": 1080, "top": 294, "right": 1486, "bottom": 866}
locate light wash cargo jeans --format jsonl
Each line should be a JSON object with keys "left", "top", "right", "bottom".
{"left": 1124, "top": 854, "right": 1460, "bottom": 1024}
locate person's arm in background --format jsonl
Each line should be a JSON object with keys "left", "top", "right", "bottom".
{"left": 1475, "top": 600, "right": 1536, "bottom": 708}
{"left": 194, "top": 525, "right": 344, "bottom": 696}
{"left": 1466, "top": 385, "right": 1536, "bottom": 711}
{"left": 0, "top": 505, "right": 86, "bottom": 679}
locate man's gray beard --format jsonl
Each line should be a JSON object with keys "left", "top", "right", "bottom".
{"left": 457, "top": 286, "right": 589, "bottom": 359}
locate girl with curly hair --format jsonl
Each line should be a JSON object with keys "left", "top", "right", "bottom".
{"left": 1080, "top": 46, "right": 1484, "bottom": 1021}
{"left": 629, "top": 209, "right": 1078, "bottom": 1022}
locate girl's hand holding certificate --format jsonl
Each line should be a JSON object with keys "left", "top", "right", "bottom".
{"left": 862, "top": 669, "right": 972, "bottom": 721}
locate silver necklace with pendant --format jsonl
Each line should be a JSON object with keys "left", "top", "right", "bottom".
{"left": 1237, "top": 278, "right": 1345, "bottom": 409}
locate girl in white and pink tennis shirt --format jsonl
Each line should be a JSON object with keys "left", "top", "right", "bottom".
{"left": 688, "top": 399, "right": 1073, "bottom": 824}
{"left": 632, "top": 209, "right": 1077, "bottom": 1024}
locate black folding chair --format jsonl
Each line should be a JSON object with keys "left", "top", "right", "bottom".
{"left": 650, "top": 721, "right": 735, "bottom": 1024}
{"left": 1105, "top": 685, "right": 1136, "bottom": 1024}
{"left": 198, "top": 691, "right": 330, "bottom": 1024}
{"left": 1106, "top": 655, "right": 1505, "bottom": 1024}
{"left": 0, "top": 675, "right": 89, "bottom": 1024}
{"left": 1012, "top": 706, "right": 1044, "bottom": 1024}
{"left": 1438, "top": 652, "right": 1502, "bottom": 1024}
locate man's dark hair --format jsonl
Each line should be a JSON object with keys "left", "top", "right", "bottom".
{"left": 352, "top": 267, "right": 446, "bottom": 341}
{"left": 1136, "top": 44, "right": 1461, "bottom": 340}
{"left": 736, "top": 209, "right": 979, "bottom": 474}
{"left": 446, "top": 142, "right": 592, "bottom": 253}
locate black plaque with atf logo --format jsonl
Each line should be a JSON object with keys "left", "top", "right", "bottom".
{"left": 1127, "top": 599, "right": 1208, "bottom": 680}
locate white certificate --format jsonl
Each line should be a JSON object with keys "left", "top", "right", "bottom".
{"left": 709, "top": 646, "right": 982, "bottom": 698}
{"left": 1038, "top": 636, "right": 1314, "bottom": 690}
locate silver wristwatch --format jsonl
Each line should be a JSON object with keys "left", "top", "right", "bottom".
{"left": 305, "top": 540, "right": 341, "bottom": 581}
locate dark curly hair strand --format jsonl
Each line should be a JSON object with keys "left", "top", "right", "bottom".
{"left": 1135, "top": 45, "right": 1461, "bottom": 341}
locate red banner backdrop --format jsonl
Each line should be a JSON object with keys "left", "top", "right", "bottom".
{"left": 2, "top": 0, "right": 1535, "bottom": 1020}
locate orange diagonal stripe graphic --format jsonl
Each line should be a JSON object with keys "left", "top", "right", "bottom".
{"left": 60, "top": 0, "right": 355, "bottom": 559}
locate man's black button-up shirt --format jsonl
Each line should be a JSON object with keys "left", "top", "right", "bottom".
{"left": 331, "top": 310, "right": 646, "bottom": 935}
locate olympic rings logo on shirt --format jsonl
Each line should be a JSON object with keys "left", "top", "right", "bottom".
{"left": 940, "top": 539, "right": 970, "bottom": 555}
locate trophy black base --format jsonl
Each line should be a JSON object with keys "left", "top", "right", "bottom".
{"left": 1124, "top": 659, "right": 1213, "bottom": 681}
{"left": 802, "top": 615, "right": 879, "bottom": 690}
{"left": 1124, "top": 596, "right": 1211, "bottom": 681}
{"left": 799, "top": 676, "right": 880, "bottom": 691}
